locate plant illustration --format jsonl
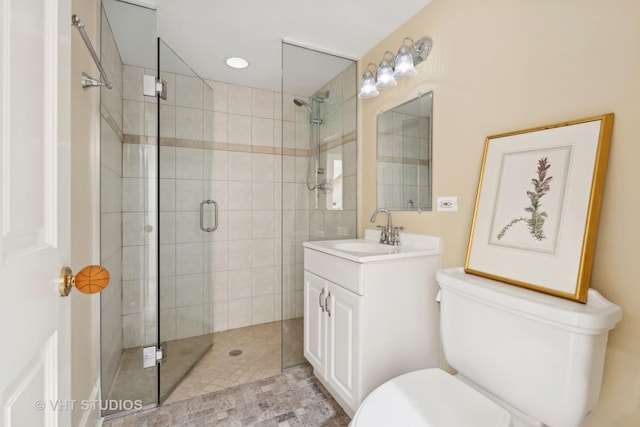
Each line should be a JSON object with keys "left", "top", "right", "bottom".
{"left": 497, "top": 157, "right": 553, "bottom": 241}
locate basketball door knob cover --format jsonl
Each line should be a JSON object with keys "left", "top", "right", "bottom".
{"left": 74, "top": 265, "right": 110, "bottom": 294}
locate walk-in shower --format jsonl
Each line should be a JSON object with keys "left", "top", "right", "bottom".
{"left": 99, "top": 1, "right": 357, "bottom": 418}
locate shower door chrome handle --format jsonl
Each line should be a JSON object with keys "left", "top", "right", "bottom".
{"left": 200, "top": 200, "right": 218, "bottom": 232}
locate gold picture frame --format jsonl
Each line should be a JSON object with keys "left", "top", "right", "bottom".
{"left": 464, "top": 113, "right": 614, "bottom": 302}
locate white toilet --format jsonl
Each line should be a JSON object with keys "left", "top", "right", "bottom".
{"left": 350, "top": 267, "right": 622, "bottom": 427}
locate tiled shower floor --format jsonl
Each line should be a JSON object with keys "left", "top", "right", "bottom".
{"left": 104, "top": 334, "right": 213, "bottom": 416}
{"left": 165, "top": 321, "right": 283, "bottom": 403}
{"left": 105, "top": 319, "right": 306, "bottom": 417}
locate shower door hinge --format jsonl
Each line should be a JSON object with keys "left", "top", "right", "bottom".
{"left": 143, "top": 342, "right": 167, "bottom": 368}
{"left": 157, "top": 341, "right": 167, "bottom": 364}
{"left": 143, "top": 74, "right": 167, "bottom": 100}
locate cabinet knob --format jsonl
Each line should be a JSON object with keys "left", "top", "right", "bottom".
{"left": 59, "top": 265, "right": 110, "bottom": 297}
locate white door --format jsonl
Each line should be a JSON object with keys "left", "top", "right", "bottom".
{"left": 0, "top": 0, "right": 72, "bottom": 425}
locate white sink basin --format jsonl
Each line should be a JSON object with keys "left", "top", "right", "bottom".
{"left": 333, "top": 242, "right": 396, "bottom": 254}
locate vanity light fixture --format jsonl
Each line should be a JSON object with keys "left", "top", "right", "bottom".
{"left": 358, "top": 36, "right": 433, "bottom": 99}
{"left": 225, "top": 56, "right": 249, "bottom": 69}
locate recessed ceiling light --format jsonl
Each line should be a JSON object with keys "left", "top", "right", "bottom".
{"left": 226, "top": 57, "right": 249, "bottom": 69}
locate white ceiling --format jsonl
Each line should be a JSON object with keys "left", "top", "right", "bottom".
{"left": 104, "top": 0, "right": 431, "bottom": 96}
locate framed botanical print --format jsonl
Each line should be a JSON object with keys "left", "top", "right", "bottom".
{"left": 465, "top": 113, "right": 614, "bottom": 302}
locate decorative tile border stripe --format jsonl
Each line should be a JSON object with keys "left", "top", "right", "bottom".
{"left": 321, "top": 130, "right": 357, "bottom": 153}
{"left": 377, "top": 156, "right": 430, "bottom": 166}
{"left": 122, "top": 130, "right": 357, "bottom": 158}
{"left": 101, "top": 105, "right": 123, "bottom": 141}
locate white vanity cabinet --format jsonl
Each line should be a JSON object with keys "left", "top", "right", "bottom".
{"left": 303, "top": 231, "right": 442, "bottom": 417}
{"left": 304, "top": 271, "right": 360, "bottom": 410}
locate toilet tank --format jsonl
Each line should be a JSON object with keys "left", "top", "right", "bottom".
{"left": 436, "top": 268, "right": 622, "bottom": 427}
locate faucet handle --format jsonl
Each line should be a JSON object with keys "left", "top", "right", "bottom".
{"left": 392, "top": 226, "right": 405, "bottom": 245}
{"left": 376, "top": 225, "right": 389, "bottom": 244}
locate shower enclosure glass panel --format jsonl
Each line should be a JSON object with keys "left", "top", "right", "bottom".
{"left": 100, "top": 0, "right": 214, "bottom": 416}
{"left": 157, "top": 39, "right": 215, "bottom": 402}
{"left": 281, "top": 43, "right": 358, "bottom": 369}
{"left": 100, "top": 1, "right": 159, "bottom": 416}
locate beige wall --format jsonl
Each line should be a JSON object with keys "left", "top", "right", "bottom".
{"left": 70, "top": 0, "right": 101, "bottom": 425}
{"left": 358, "top": 0, "right": 640, "bottom": 424}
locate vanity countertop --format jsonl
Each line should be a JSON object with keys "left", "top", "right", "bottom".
{"left": 303, "top": 230, "right": 441, "bottom": 263}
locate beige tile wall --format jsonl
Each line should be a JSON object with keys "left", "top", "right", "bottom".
{"left": 205, "top": 80, "right": 283, "bottom": 330}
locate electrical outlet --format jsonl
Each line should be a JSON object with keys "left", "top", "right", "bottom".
{"left": 437, "top": 196, "right": 458, "bottom": 212}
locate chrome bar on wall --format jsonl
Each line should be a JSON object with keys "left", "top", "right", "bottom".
{"left": 71, "top": 14, "right": 113, "bottom": 90}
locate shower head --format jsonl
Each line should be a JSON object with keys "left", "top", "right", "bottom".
{"left": 293, "top": 98, "right": 312, "bottom": 113}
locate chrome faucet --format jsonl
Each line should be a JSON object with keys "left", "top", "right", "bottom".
{"left": 370, "top": 208, "right": 403, "bottom": 245}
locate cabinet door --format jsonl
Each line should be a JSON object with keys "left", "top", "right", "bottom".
{"left": 326, "top": 283, "right": 360, "bottom": 409}
{"left": 303, "top": 271, "right": 326, "bottom": 373}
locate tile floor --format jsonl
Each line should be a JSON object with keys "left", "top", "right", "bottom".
{"left": 103, "top": 364, "right": 351, "bottom": 426}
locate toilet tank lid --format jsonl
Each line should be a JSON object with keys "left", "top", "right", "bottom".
{"left": 436, "top": 267, "right": 622, "bottom": 335}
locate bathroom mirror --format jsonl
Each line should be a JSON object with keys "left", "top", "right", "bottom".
{"left": 376, "top": 91, "right": 433, "bottom": 211}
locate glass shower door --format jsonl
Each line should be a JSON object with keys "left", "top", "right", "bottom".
{"left": 157, "top": 39, "right": 215, "bottom": 402}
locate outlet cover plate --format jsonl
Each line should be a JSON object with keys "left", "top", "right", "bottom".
{"left": 437, "top": 196, "right": 458, "bottom": 212}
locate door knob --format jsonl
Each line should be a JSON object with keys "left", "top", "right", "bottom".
{"left": 59, "top": 265, "right": 110, "bottom": 297}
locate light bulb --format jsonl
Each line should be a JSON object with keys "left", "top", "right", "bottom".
{"left": 393, "top": 47, "right": 417, "bottom": 79}
{"left": 358, "top": 71, "right": 379, "bottom": 98}
{"left": 376, "top": 59, "right": 397, "bottom": 89}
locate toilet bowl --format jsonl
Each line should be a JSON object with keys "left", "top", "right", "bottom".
{"left": 350, "top": 267, "right": 622, "bottom": 427}
{"left": 350, "top": 368, "right": 513, "bottom": 427}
